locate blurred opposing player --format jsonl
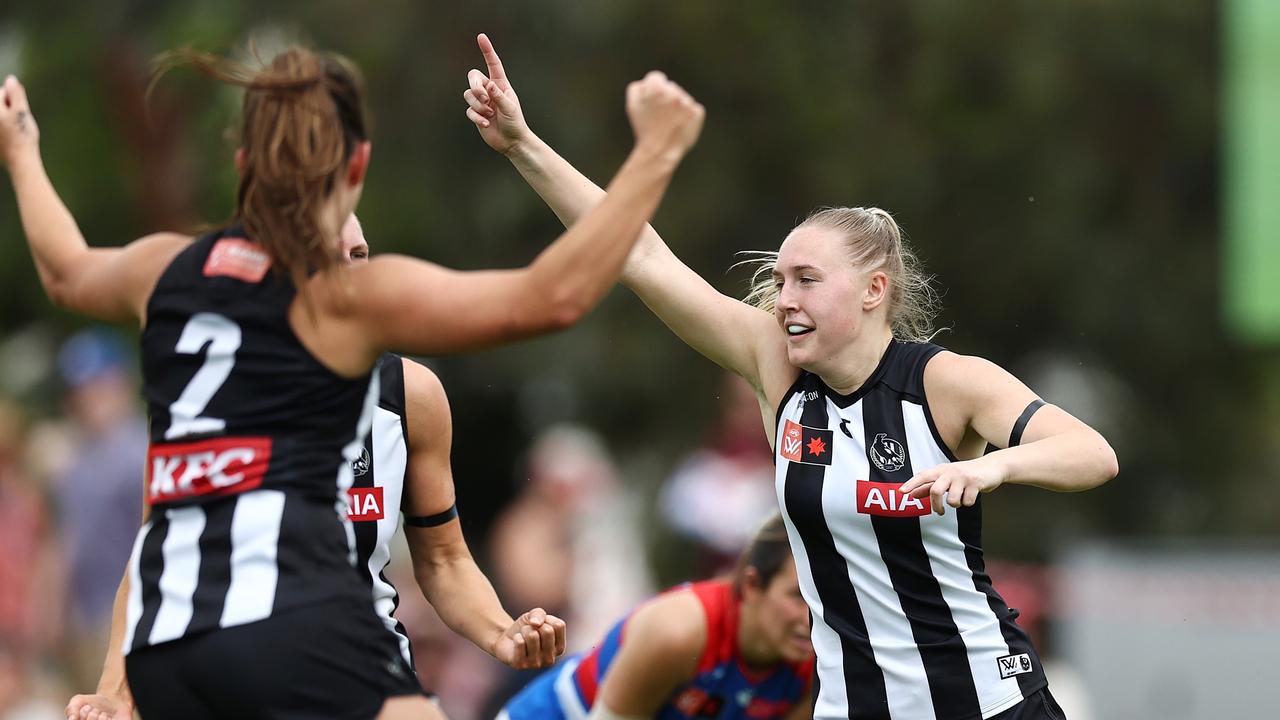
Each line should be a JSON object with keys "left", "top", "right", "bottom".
{"left": 65, "top": 215, "right": 566, "bottom": 719}
{"left": 1, "top": 37, "right": 703, "bottom": 719}
{"left": 464, "top": 34, "right": 1115, "bottom": 720}
{"left": 498, "top": 513, "right": 814, "bottom": 720}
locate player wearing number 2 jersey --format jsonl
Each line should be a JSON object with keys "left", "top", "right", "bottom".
{"left": 65, "top": 217, "right": 568, "bottom": 720}
{"left": 0, "top": 40, "right": 705, "bottom": 719}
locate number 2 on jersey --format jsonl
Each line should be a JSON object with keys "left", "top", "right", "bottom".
{"left": 166, "top": 312, "right": 241, "bottom": 440}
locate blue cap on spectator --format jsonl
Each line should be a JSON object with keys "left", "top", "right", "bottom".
{"left": 57, "top": 328, "right": 130, "bottom": 390}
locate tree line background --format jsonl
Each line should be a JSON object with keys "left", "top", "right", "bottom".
{"left": 2, "top": 0, "right": 1271, "bottom": 581}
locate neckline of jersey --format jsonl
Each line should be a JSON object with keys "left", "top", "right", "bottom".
{"left": 812, "top": 338, "right": 899, "bottom": 409}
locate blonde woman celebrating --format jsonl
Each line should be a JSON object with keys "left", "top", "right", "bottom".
{"left": 463, "top": 34, "right": 1115, "bottom": 720}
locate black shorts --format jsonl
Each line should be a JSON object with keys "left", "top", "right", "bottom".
{"left": 125, "top": 596, "right": 423, "bottom": 720}
{"left": 990, "top": 687, "right": 1067, "bottom": 720}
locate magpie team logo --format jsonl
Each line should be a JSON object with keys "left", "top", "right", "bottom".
{"left": 869, "top": 432, "right": 906, "bottom": 473}
{"left": 352, "top": 447, "right": 371, "bottom": 476}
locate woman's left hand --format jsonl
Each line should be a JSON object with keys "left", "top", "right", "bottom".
{"left": 899, "top": 457, "right": 1005, "bottom": 515}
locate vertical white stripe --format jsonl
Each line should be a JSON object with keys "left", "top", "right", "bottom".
{"left": 827, "top": 398, "right": 936, "bottom": 720}
{"left": 777, "top": 491, "right": 849, "bottom": 720}
{"left": 551, "top": 657, "right": 589, "bottom": 720}
{"left": 147, "top": 506, "right": 207, "bottom": 645}
{"left": 121, "top": 522, "right": 149, "bottom": 654}
{"left": 370, "top": 407, "right": 411, "bottom": 662}
{"left": 336, "top": 366, "right": 382, "bottom": 566}
{"left": 219, "top": 490, "right": 285, "bottom": 627}
{"left": 903, "top": 402, "right": 1025, "bottom": 716}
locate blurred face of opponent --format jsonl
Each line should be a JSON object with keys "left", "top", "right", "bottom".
{"left": 772, "top": 226, "right": 890, "bottom": 376}
{"left": 741, "top": 557, "right": 812, "bottom": 664}
{"left": 338, "top": 214, "right": 370, "bottom": 266}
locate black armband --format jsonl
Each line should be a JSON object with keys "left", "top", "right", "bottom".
{"left": 404, "top": 504, "right": 459, "bottom": 528}
{"left": 1008, "top": 399, "right": 1046, "bottom": 447}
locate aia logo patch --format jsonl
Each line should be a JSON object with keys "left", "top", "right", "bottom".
{"left": 203, "top": 238, "right": 271, "bottom": 283}
{"left": 347, "top": 486, "right": 384, "bottom": 522}
{"left": 779, "top": 420, "right": 833, "bottom": 466}
{"left": 869, "top": 432, "right": 907, "bottom": 473}
{"left": 997, "top": 652, "right": 1034, "bottom": 679}
{"left": 856, "top": 480, "right": 928, "bottom": 517}
{"left": 147, "top": 436, "right": 272, "bottom": 505}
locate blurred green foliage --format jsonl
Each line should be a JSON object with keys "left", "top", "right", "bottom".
{"left": 2, "top": 1, "right": 1271, "bottom": 570}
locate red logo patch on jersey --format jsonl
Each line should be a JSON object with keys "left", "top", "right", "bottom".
{"left": 780, "top": 419, "right": 834, "bottom": 466}
{"left": 147, "top": 436, "right": 272, "bottom": 505}
{"left": 203, "top": 238, "right": 271, "bottom": 283}
{"left": 856, "top": 480, "right": 929, "bottom": 517}
{"left": 347, "top": 486, "right": 385, "bottom": 522}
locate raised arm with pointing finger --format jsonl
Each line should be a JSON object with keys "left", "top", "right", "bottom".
{"left": 465, "top": 35, "right": 1115, "bottom": 720}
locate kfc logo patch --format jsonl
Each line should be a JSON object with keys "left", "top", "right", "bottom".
{"left": 779, "top": 420, "right": 834, "bottom": 466}
{"left": 856, "top": 480, "right": 929, "bottom": 517}
{"left": 147, "top": 436, "right": 272, "bottom": 505}
{"left": 347, "top": 486, "right": 384, "bottom": 522}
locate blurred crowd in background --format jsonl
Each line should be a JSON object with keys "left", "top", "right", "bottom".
{"left": 2, "top": 2, "right": 1278, "bottom": 719}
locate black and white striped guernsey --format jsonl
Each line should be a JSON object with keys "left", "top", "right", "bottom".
{"left": 124, "top": 227, "right": 379, "bottom": 653}
{"left": 775, "top": 340, "right": 1046, "bottom": 720}
{"left": 348, "top": 353, "right": 415, "bottom": 666}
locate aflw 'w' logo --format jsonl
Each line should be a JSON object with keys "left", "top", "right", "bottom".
{"left": 996, "top": 653, "right": 1033, "bottom": 679}
{"left": 783, "top": 432, "right": 802, "bottom": 458}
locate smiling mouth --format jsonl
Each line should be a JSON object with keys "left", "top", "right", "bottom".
{"left": 786, "top": 324, "right": 814, "bottom": 338}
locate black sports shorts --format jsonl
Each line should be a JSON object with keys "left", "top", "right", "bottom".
{"left": 990, "top": 687, "right": 1067, "bottom": 720}
{"left": 126, "top": 596, "right": 423, "bottom": 719}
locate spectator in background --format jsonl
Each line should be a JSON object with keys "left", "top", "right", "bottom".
{"left": 49, "top": 330, "right": 146, "bottom": 690}
{"left": 0, "top": 399, "right": 63, "bottom": 677}
{"left": 484, "top": 425, "right": 652, "bottom": 713}
{"left": 660, "top": 373, "right": 777, "bottom": 575}
{"left": 492, "top": 425, "right": 651, "bottom": 648}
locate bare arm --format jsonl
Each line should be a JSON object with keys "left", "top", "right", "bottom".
{"left": 592, "top": 591, "right": 705, "bottom": 717}
{"left": 461, "top": 35, "right": 793, "bottom": 401}
{"left": 1, "top": 76, "right": 189, "bottom": 324}
{"left": 65, "top": 485, "right": 153, "bottom": 720}
{"left": 64, "top": 570, "right": 134, "bottom": 720}
{"left": 900, "top": 352, "right": 1120, "bottom": 515}
{"left": 304, "top": 70, "right": 703, "bottom": 373}
{"left": 399, "top": 359, "right": 565, "bottom": 669}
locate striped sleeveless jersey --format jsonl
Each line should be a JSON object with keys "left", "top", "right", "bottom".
{"left": 125, "top": 227, "right": 377, "bottom": 653}
{"left": 775, "top": 340, "right": 1045, "bottom": 720}
{"left": 347, "top": 352, "right": 415, "bottom": 666}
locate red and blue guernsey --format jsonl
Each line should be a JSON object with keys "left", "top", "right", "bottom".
{"left": 500, "top": 579, "right": 813, "bottom": 720}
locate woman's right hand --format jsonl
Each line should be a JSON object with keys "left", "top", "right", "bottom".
{"left": 626, "top": 71, "right": 704, "bottom": 165}
{"left": 65, "top": 692, "right": 132, "bottom": 720}
{"left": 0, "top": 75, "right": 39, "bottom": 167}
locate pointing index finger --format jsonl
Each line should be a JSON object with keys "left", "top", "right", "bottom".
{"left": 477, "top": 33, "right": 507, "bottom": 82}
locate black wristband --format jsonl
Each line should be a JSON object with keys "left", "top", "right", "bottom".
{"left": 404, "top": 504, "right": 459, "bottom": 528}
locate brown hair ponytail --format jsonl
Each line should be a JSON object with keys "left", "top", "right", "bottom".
{"left": 152, "top": 44, "right": 369, "bottom": 286}
{"left": 732, "top": 512, "right": 793, "bottom": 596}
